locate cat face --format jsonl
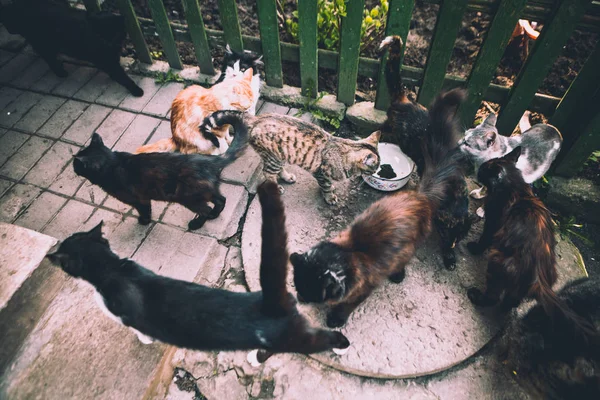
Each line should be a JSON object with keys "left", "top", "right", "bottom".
{"left": 477, "top": 146, "right": 522, "bottom": 189}
{"left": 223, "top": 44, "right": 263, "bottom": 77}
{"left": 73, "top": 133, "right": 113, "bottom": 179}
{"left": 46, "top": 222, "right": 110, "bottom": 278}
{"left": 459, "top": 113, "right": 498, "bottom": 160}
{"left": 352, "top": 131, "right": 382, "bottom": 175}
{"left": 291, "top": 242, "right": 348, "bottom": 304}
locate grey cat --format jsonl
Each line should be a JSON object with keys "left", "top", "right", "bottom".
{"left": 459, "top": 113, "right": 562, "bottom": 198}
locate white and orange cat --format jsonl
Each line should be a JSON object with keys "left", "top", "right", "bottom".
{"left": 136, "top": 46, "right": 262, "bottom": 155}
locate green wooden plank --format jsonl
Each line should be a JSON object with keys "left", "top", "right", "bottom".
{"left": 147, "top": 0, "right": 183, "bottom": 69}
{"left": 416, "top": 0, "right": 468, "bottom": 107}
{"left": 115, "top": 0, "right": 152, "bottom": 64}
{"left": 458, "top": 0, "right": 528, "bottom": 127}
{"left": 182, "top": 0, "right": 215, "bottom": 75}
{"left": 256, "top": 0, "right": 283, "bottom": 87}
{"left": 298, "top": 0, "right": 318, "bottom": 97}
{"left": 555, "top": 109, "right": 600, "bottom": 177}
{"left": 82, "top": 0, "right": 101, "bottom": 13}
{"left": 551, "top": 41, "right": 600, "bottom": 132}
{"left": 337, "top": 0, "right": 366, "bottom": 105}
{"left": 496, "top": 0, "right": 592, "bottom": 134}
{"left": 217, "top": 0, "right": 244, "bottom": 52}
{"left": 374, "top": 0, "right": 415, "bottom": 110}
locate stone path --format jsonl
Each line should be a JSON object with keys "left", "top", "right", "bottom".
{"left": 0, "top": 33, "right": 586, "bottom": 399}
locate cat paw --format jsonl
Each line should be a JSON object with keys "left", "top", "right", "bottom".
{"left": 132, "top": 328, "right": 154, "bottom": 345}
{"left": 323, "top": 193, "right": 338, "bottom": 205}
{"left": 443, "top": 254, "right": 457, "bottom": 271}
{"left": 467, "top": 241, "right": 484, "bottom": 255}
{"left": 389, "top": 270, "right": 406, "bottom": 283}
{"left": 476, "top": 207, "right": 485, "bottom": 218}
{"left": 467, "top": 288, "right": 484, "bottom": 305}
{"left": 129, "top": 85, "right": 144, "bottom": 97}
{"left": 188, "top": 218, "right": 207, "bottom": 230}
{"left": 138, "top": 216, "right": 151, "bottom": 225}
{"left": 326, "top": 311, "right": 348, "bottom": 328}
{"left": 333, "top": 346, "right": 350, "bottom": 356}
{"left": 277, "top": 185, "right": 285, "bottom": 194}
{"left": 279, "top": 172, "right": 297, "bottom": 184}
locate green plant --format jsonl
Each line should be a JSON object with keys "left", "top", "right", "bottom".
{"left": 585, "top": 150, "right": 600, "bottom": 165}
{"left": 284, "top": 0, "right": 388, "bottom": 51}
{"left": 555, "top": 215, "right": 594, "bottom": 247}
{"left": 155, "top": 70, "right": 184, "bottom": 84}
{"left": 294, "top": 91, "right": 343, "bottom": 130}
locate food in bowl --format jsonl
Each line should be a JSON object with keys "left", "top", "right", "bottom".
{"left": 363, "top": 143, "right": 415, "bottom": 192}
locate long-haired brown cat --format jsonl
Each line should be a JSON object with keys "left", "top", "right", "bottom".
{"left": 135, "top": 48, "right": 262, "bottom": 155}
{"left": 290, "top": 89, "right": 466, "bottom": 327}
{"left": 199, "top": 111, "right": 380, "bottom": 205}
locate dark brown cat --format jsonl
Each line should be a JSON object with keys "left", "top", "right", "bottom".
{"left": 291, "top": 90, "right": 465, "bottom": 327}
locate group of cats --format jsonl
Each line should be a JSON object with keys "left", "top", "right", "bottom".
{"left": 4, "top": 0, "right": 596, "bottom": 396}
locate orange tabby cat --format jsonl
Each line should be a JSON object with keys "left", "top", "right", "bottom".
{"left": 136, "top": 68, "right": 257, "bottom": 155}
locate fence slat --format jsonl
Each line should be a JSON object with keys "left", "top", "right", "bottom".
{"left": 458, "top": 0, "right": 528, "bottom": 126}
{"left": 496, "top": 0, "right": 591, "bottom": 134}
{"left": 337, "top": 0, "right": 366, "bottom": 105}
{"left": 416, "top": 0, "right": 468, "bottom": 106}
{"left": 374, "top": 0, "right": 415, "bottom": 110}
{"left": 217, "top": 0, "right": 244, "bottom": 52}
{"left": 551, "top": 41, "right": 600, "bottom": 132}
{"left": 182, "top": 0, "right": 215, "bottom": 75}
{"left": 298, "top": 0, "right": 318, "bottom": 97}
{"left": 256, "top": 0, "right": 283, "bottom": 87}
{"left": 115, "top": 0, "right": 152, "bottom": 64}
{"left": 82, "top": 0, "right": 101, "bottom": 12}
{"left": 147, "top": 0, "right": 183, "bottom": 69}
{"left": 554, "top": 108, "right": 600, "bottom": 177}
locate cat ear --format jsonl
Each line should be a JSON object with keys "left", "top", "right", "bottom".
{"left": 322, "top": 272, "right": 345, "bottom": 301}
{"left": 290, "top": 252, "right": 304, "bottom": 267}
{"left": 225, "top": 44, "right": 233, "bottom": 55}
{"left": 483, "top": 113, "right": 497, "bottom": 127}
{"left": 87, "top": 221, "right": 104, "bottom": 239}
{"left": 484, "top": 131, "right": 496, "bottom": 148}
{"left": 503, "top": 146, "right": 522, "bottom": 164}
{"left": 91, "top": 133, "right": 104, "bottom": 147}
{"left": 46, "top": 252, "right": 69, "bottom": 267}
{"left": 363, "top": 130, "right": 381, "bottom": 145}
{"left": 243, "top": 67, "right": 254, "bottom": 80}
{"left": 254, "top": 55, "right": 264, "bottom": 66}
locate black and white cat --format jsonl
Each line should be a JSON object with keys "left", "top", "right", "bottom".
{"left": 216, "top": 44, "right": 263, "bottom": 114}
{"left": 46, "top": 182, "right": 350, "bottom": 364}
{"left": 459, "top": 112, "right": 562, "bottom": 199}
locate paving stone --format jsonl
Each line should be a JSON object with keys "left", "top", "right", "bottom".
{"left": 0, "top": 50, "right": 16, "bottom": 67}
{"left": 95, "top": 75, "right": 138, "bottom": 107}
{"left": 101, "top": 197, "right": 132, "bottom": 215}
{"left": 0, "top": 130, "right": 29, "bottom": 166}
{"left": 112, "top": 114, "right": 160, "bottom": 152}
{"left": 0, "top": 53, "right": 36, "bottom": 84}
{"left": 11, "top": 58, "right": 50, "bottom": 90}
{"left": 61, "top": 104, "right": 111, "bottom": 145}
{"left": 94, "top": 109, "right": 136, "bottom": 148}
{"left": 119, "top": 77, "right": 161, "bottom": 112}
{"left": 0, "top": 183, "right": 42, "bottom": 223}
{"left": 140, "top": 120, "right": 170, "bottom": 147}
{"left": 0, "top": 136, "right": 52, "bottom": 180}
{"left": 0, "top": 87, "right": 23, "bottom": 110}
{"left": 52, "top": 66, "right": 98, "bottom": 98}
{"left": 72, "top": 72, "right": 112, "bottom": 102}
{"left": 258, "top": 101, "right": 290, "bottom": 115}
{"left": 42, "top": 199, "right": 95, "bottom": 240}
{"left": 130, "top": 200, "right": 169, "bottom": 222}
{"left": 13, "top": 96, "right": 66, "bottom": 133}
{"left": 23, "top": 142, "right": 78, "bottom": 188}
{"left": 142, "top": 82, "right": 184, "bottom": 117}
{"left": 162, "top": 183, "right": 248, "bottom": 240}
{"left": 48, "top": 164, "right": 84, "bottom": 197}
{"left": 14, "top": 191, "right": 68, "bottom": 232}
{"left": 346, "top": 101, "right": 387, "bottom": 134}
{"left": 75, "top": 180, "right": 107, "bottom": 206}
{"left": 221, "top": 147, "right": 263, "bottom": 193}
{"left": 0, "top": 91, "right": 43, "bottom": 128}
{"left": 83, "top": 210, "right": 152, "bottom": 257}
{"left": 37, "top": 100, "right": 88, "bottom": 139}
{"left": 0, "top": 179, "right": 13, "bottom": 198}
{"left": 0, "top": 128, "right": 5, "bottom": 138}
{"left": 28, "top": 64, "right": 77, "bottom": 94}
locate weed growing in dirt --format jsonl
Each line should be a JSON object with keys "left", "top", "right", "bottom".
{"left": 555, "top": 215, "right": 595, "bottom": 247}
{"left": 294, "top": 91, "right": 343, "bottom": 130}
{"left": 155, "top": 70, "right": 184, "bottom": 84}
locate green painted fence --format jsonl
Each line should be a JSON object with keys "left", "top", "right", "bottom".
{"left": 83, "top": 0, "right": 599, "bottom": 177}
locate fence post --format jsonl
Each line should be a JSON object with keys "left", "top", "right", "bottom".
{"left": 217, "top": 0, "right": 244, "bottom": 52}
{"left": 298, "top": 0, "right": 318, "bottom": 97}
{"left": 82, "top": 0, "right": 101, "bottom": 13}
{"left": 374, "top": 0, "right": 415, "bottom": 110}
{"left": 496, "top": 0, "right": 592, "bottom": 135}
{"left": 147, "top": 0, "right": 183, "bottom": 69}
{"left": 257, "top": 0, "right": 283, "bottom": 87}
{"left": 182, "top": 0, "right": 216, "bottom": 75}
{"left": 458, "top": 0, "right": 528, "bottom": 127}
{"left": 115, "top": 0, "right": 153, "bottom": 64}
{"left": 337, "top": 0, "right": 366, "bottom": 105}
{"left": 554, "top": 109, "right": 600, "bottom": 177}
{"left": 416, "top": 0, "right": 468, "bottom": 107}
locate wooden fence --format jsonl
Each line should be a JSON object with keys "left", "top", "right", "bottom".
{"left": 83, "top": 0, "right": 599, "bottom": 177}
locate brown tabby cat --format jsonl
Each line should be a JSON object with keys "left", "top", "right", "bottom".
{"left": 199, "top": 111, "right": 381, "bottom": 205}
{"left": 135, "top": 67, "right": 260, "bottom": 155}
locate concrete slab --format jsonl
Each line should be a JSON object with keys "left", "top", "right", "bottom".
{"left": 112, "top": 114, "right": 160, "bottom": 153}
{"left": 142, "top": 82, "right": 184, "bottom": 117}
{"left": 75, "top": 180, "right": 108, "bottom": 206}
{"left": 42, "top": 199, "right": 96, "bottom": 241}
{"left": 73, "top": 72, "right": 112, "bottom": 103}
{"left": 13, "top": 95, "right": 66, "bottom": 133}
{"left": 221, "top": 147, "right": 263, "bottom": 193}
{"left": 119, "top": 77, "right": 161, "bottom": 112}
{"left": 37, "top": 99, "right": 88, "bottom": 139}
{"left": 95, "top": 75, "right": 138, "bottom": 107}
{"left": 258, "top": 101, "right": 289, "bottom": 115}
{"left": 51, "top": 66, "right": 97, "bottom": 98}
{"left": 11, "top": 58, "right": 50, "bottom": 90}
{"left": 95, "top": 109, "right": 137, "bottom": 148}
{"left": 0, "top": 184, "right": 41, "bottom": 223}
{"left": 48, "top": 164, "right": 84, "bottom": 197}
{"left": 14, "top": 191, "right": 67, "bottom": 232}
{"left": 62, "top": 104, "right": 111, "bottom": 145}
{"left": 0, "top": 130, "right": 29, "bottom": 165}
{"left": 0, "top": 53, "right": 36, "bottom": 84}
{"left": 346, "top": 101, "right": 387, "bottom": 134}
{"left": 0, "top": 50, "right": 17, "bottom": 67}
{"left": 0, "top": 136, "right": 52, "bottom": 180}
{"left": 23, "top": 141, "right": 78, "bottom": 188}
{"left": 0, "top": 87, "right": 23, "bottom": 110}
{"left": 0, "top": 91, "right": 43, "bottom": 128}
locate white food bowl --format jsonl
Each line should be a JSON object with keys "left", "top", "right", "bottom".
{"left": 363, "top": 143, "right": 415, "bottom": 191}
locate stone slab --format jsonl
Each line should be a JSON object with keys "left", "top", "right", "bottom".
{"left": 0, "top": 184, "right": 42, "bottom": 223}
{"left": 37, "top": 99, "right": 88, "bottom": 139}
{"left": 42, "top": 199, "right": 96, "bottom": 241}
{"left": 13, "top": 95, "right": 66, "bottom": 133}
{"left": 119, "top": 77, "right": 161, "bottom": 112}
{"left": 23, "top": 141, "right": 79, "bottom": 188}
{"left": 95, "top": 75, "right": 137, "bottom": 107}
{"left": 0, "top": 50, "right": 16, "bottom": 67}
{"left": 261, "top": 84, "right": 346, "bottom": 119}
{"left": 48, "top": 164, "right": 84, "bottom": 197}
{"left": 14, "top": 191, "right": 68, "bottom": 232}
{"left": 0, "top": 53, "right": 37, "bottom": 84}
{"left": 0, "top": 136, "right": 52, "bottom": 180}
{"left": 51, "top": 66, "right": 97, "bottom": 98}
{"left": 0, "top": 87, "right": 23, "bottom": 110}
{"left": 346, "top": 101, "right": 387, "bottom": 134}
{"left": 0, "top": 91, "right": 43, "bottom": 128}
{"left": 221, "top": 147, "right": 263, "bottom": 193}
{"left": 142, "top": 82, "right": 184, "bottom": 117}
{"left": 11, "top": 58, "right": 50, "bottom": 90}
{"left": 62, "top": 104, "right": 111, "bottom": 145}
{"left": 0, "top": 130, "right": 29, "bottom": 165}
{"left": 112, "top": 114, "right": 160, "bottom": 153}
{"left": 95, "top": 109, "right": 137, "bottom": 148}
{"left": 546, "top": 177, "right": 600, "bottom": 224}
{"left": 73, "top": 72, "right": 113, "bottom": 102}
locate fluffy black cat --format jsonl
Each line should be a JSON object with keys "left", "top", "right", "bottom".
{"left": 73, "top": 113, "right": 248, "bottom": 230}
{"left": 500, "top": 276, "right": 600, "bottom": 399}
{"left": 0, "top": 0, "right": 143, "bottom": 96}
{"left": 214, "top": 44, "right": 263, "bottom": 84}
{"left": 46, "top": 182, "right": 350, "bottom": 364}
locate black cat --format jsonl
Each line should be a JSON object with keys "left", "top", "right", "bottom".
{"left": 73, "top": 113, "right": 248, "bottom": 230}
{"left": 500, "top": 276, "right": 600, "bottom": 399}
{"left": 46, "top": 182, "right": 350, "bottom": 363}
{"left": 0, "top": 0, "right": 143, "bottom": 96}
{"left": 213, "top": 44, "right": 263, "bottom": 84}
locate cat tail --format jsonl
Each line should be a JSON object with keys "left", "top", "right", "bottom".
{"left": 257, "top": 181, "right": 296, "bottom": 318}
{"left": 134, "top": 138, "right": 179, "bottom": 154}
{"left": 419, "top": 89, "right": 466, "bottom": 208}
{"left": 202, "top": 111, "right": 251, "bottom": 167}
{"left": 379, "top": 36, "right": 407, "bottom": 103}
